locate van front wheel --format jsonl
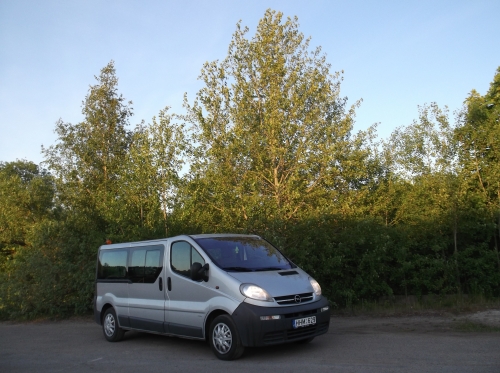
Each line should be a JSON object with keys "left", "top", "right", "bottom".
{"left": 102, "top": 308, "right": 125, "bottom": 342}
{"left": 209, "top": 315, "right": 244, "bottom": 360}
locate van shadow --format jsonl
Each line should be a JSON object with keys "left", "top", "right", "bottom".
{"left": 119, "top": 330, "right": 319, "bottom": 361}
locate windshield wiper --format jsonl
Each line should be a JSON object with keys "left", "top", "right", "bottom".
{"left": 222, "top": 266, "right": 253, "bottom": 272}
{"left": 253, "top": 267, "right": 283, "bottom": 272}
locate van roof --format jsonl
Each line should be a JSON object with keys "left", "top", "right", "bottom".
{"left": 189, "top": 233, "right": 261, "bottom": 239}
{"left": 99, "top": 233, "right": 261, "bottom": 250}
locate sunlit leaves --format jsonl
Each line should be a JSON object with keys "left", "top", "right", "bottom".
{"left": 183, "top": 9, "right": 369, "bottom": 235}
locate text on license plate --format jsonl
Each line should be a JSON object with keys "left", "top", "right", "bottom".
{"left": 292, "top": 316, "right": 316, "bottom": 329}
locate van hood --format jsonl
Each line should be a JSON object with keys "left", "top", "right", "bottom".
{"left": 227, "top": 268, "right": 313, "bottom": 297}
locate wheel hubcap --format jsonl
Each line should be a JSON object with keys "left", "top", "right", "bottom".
{"left": 104, "top": 313, "right": 115, "bottom": 337}
{"left": 212, "top": 322, "right": 232, "bottom": 354}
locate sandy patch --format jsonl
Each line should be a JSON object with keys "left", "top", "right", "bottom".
{"left": 461, "top": 309, "right": 500, "bottom": 327}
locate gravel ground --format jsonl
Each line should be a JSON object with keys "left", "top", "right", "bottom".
{"left": 464, "top": 310, "right": 500, "bottom": 327}
{"left": 1, "top": 310, "right": 499, "bottom": 373}
{"left": 329, "top": 308, "right": 500, "bottom": 333}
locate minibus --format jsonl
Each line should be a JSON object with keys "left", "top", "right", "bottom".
{"left": 94, "top": 234, "right": 330, "bottom": 360}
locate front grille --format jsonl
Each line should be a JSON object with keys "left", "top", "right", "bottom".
{"left": 262, "top": 322, "right": 329, "bottom": 345}
{"left": 274, "top": 292, "right": 314, "bottom": 305}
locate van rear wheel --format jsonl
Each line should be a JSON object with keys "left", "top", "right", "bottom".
{"left": 102, "top": 308, "right": 125, "bottom": 342}
{"left": 209, "top": 315, "right": 244, "bottom": 360}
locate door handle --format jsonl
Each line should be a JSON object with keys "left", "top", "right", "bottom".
{"left": 167, "top": 277, "right": 172, "bottom": 291}
{"left": 159, "top": 277, "right": 163, "bottom": 291}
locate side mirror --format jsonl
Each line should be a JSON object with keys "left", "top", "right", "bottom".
{"left": 191, "top": 262, "right": 209, "bottom": 282}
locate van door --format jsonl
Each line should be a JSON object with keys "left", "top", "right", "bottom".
{"left": 128, "top": 244, "right": 165, "bottom": 333}
{"left": 165, "top": 240, "right": 215, "bottom": 338}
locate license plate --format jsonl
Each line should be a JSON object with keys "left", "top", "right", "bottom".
{"left": 292, "top": 316, "right": 316, "bottom": 329}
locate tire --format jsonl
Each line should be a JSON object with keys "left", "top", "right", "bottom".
{"left": 209, "top": 315, "right": 245, "bottom": 360}
{"left": 102, "top": 308, "right": 125, "bottom": 342}
{"left": 295, "top": 336, "right": 315, "bottom": 344}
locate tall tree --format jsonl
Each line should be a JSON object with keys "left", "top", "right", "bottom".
{"left": 455, "top": 67, "right": 500, "bottom": 272}
{"left": 43, "top": 61, "right": 133, "bottom": 236}
{"left": 182, "top": 9, "right": 367, "bottom": 240}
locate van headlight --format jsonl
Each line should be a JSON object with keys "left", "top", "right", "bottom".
{"left": 309, "top": 277, "right": 322, "bottom": 296}
{"left": 240, "top": 284, "right": 272, "bottom": 301}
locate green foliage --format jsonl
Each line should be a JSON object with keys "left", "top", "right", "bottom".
{"left": 0, "top": 160, "right": 55, "bottom": 264}
{"left": 0, "top": 218, "right": 102, "bottom": 319}
{"left": 42, "top": 61, "right": 134, "bottom": 237}
{"left": 122, "top": 108, "right": 187, "bottom": 239}
{"left": 1, "top": 10, "right": 500, "bottom": 319}
{"left": 181, "top": 9, "right": 374, "bottom": 238}
{"left": 455, "top": 67, "right": 500, "bottom": 275}
{"left": 1, "top": 62, "right": 186, "bottom": 319}
{"left": 0, "top": 161, "right": 60, "bottom": 318}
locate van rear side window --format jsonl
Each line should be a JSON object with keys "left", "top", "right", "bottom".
{"left": 98, "top": 249, "right": 128, "bottom": 279}
{"left": 129, "top": 247, "right": 163, "bottom": 283}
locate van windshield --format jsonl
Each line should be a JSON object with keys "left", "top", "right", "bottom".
{"left": 193, "top": 236, "right": 294, "bottom": 272}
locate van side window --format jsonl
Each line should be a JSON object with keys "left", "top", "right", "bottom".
{"left": 145, "top": 249, "right": 162, "bottom": 282}
{"left": 129, "top": 245, "right": 163, "bottom": 283}
{"left": 129, "top": 249, "right": 146, "bottom": 281}
{"left": 171, "top": 241, "right": 205, "bottom": 278}
{"left": 98, "top": 249, "right": 128, "bottom": 280}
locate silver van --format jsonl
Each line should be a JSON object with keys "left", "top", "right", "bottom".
{"left": 93, "top": 234, "right": 330, "bottom": 360}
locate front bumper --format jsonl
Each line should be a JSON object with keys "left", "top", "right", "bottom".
{"left": 231, "top": 297, "right": 330, "bottom": 347}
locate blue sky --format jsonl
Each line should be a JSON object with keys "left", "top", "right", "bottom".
{"left": 1, "top": 0, "right": 499, "bottom": 165}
